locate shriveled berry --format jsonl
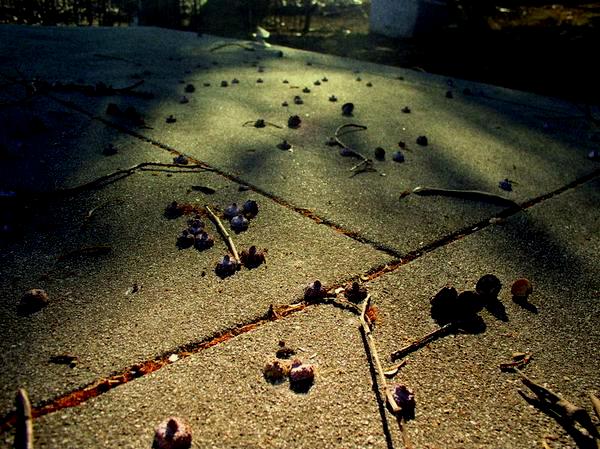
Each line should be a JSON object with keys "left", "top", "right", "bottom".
{"left": 416, "top": 136, "right": 428, "bottom": 146}
{"left": 374, "top": 147, "right": 385, "bottom": 160}
{"left": 230, "top": 215, "right": 249, "bottom": 232}
{"left": 241, "top": 199, "right": 259, "bottom": 217}
{"left": 223, "top": 203, "right": 242, "bottom": 219}
{"left": 341, "top": 103, "right": 354, "bottom": 116}
{"left": 499, "top": 178, "right": 513, "bottom": 191}
{"left": 288, "top": 115, "right": 301, "bottom": 129}
{"left": 215, "top": 255, "right": 238, "bottom": 277}
{"left": 476, "top": 274, "right": 502, "bottom": 299}
{"left": 392, "top": 151, "right": 405, "bottom": 163}
{"left": 304, "top": 280, "right": 327, "bottom": 301}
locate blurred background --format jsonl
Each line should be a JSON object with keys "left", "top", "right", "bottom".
{"left": 2, "top": 0, "right": 599, "bottom": 102}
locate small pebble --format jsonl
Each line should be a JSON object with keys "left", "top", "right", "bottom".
{"left": 19, "top": 289, "right": 49, "bottom": 314}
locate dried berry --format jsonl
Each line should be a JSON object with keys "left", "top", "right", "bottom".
{"left": 230, "top": 215, "right": 249, "bottom": 232}
{"left": 476, "top": 274, "right": 502, "bottom": 299}
{"left": 240, "top": 245, "right": 265, "bottom": 268}
{"left": 177, "top": 230, "right": 195, "bottom": 249}
{"left": 341, "top": 102, "right": 354, "bottom": 116}
{"left": 166, "top": 115, "right": 176, "bottom": 124}
{"left": 19, "top": 289, "right": 49, "bottom": 314}
{"left": 288, "top": 115, "right": 301, "bottom": 129}
{"left": 499, "top": 178, "right": 513, "bottom": 192}
{"left": 256, "top": 78, "right": 263, "bottom": 83}
{"left": 184, "top": 84, "right": 195, "bottom": 93}
{"left": 313, "top": 80, "right": 321, "bottom": 86}
{"left": 153, "top": 417, "right": 192, "bottom": 449}
{"left": 344, "top": 281, "right": 367, "bottom": 303}
{"left": 322, "top": 77, "right": 328, "bottom": 82}
{"left": 220, "top": 80, "right": 228, "bottom": 87}
{"left": 203, "top": 82, "right": 211, "bottom": 87}
{"left": 277, "top": 140, "right": 292, "bottom": 150}
{"left": 263, "top": 359, "right": 290, "bottom": 383}
{"left": 366, "top": 82, "right": 373, "bottom": 87}
{"left": 282, "top": 79, "right": 289, "bottom": 84}
{"left": 223, "top": 203, "right": 242, "bottom": 219}
{"left": 281, "top": 101, "right": 289, "bottom": 107}
{"left": 215, "top": 255, "right": 238, "bottom": 278}
{"left": 430, "top": 285, "right": 459, "bottom": 325}
{"left": 389, "top": 384, "right": 415, "bottom": 416}
{"left": 179, "top": 96, "right": 189, "bottom": 104}
{"left": 356, "top": 77, "right": 362, "bottom": 82}
{"left": 398, "top": 141, "right": 406, "bottom": 148}
{"left": 339, "top": 147, "right": 354, "bottom": 157}
{"left": 374, "top": 147, "right": 385, "bottom": 160}
{"left": 173, "top": 154, "right": 188, "bottom": 165}
{"left": 302, "top": 87, "right": 311, "bottom": 93}
{"left": 252, "top": 119, "right": 266, "bottom": 128}
{"left": 241, "top": 199, "right": 259, "bottom": 218}
{"left": 328, "top": 95, "right": 338, "bottom": 102}
{"left": 194, "top": 231, "right": 214, "bottom": 250}
{"left": 289, "top": 359, "right": 315, "bottom": 386}
{"left": 401, "top": 106, "right": 411, "bottom": 113}
{"left": 293, "top": 96, "right": 303, "bottom": 105}
{"left": 446, "top": 90, "right": 454, "bottom": 99}
{"left": 416, "top": 136, "right": 428, "bottom": 146}
{"left": 511, "top": 278, "right": 533, "bottom": 299}
{"left": 304, "top": 280, "right": 327, "bottom": 301}
{"left": 231, "top": 78, "right": 239, "bottom": 84}
{"left": 392, "top": 151, "right": 405, "bottom": 163}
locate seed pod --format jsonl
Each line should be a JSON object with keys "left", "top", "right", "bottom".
{"left": 263, "top": 359, "right": 290, "bottom": 383}
{"left": 223, "top": 203, "right": 242, "bottom": 220}
{"left": 304, "top": 280, "right": 327, "bottom": 301}
{"left": 242, "top": 199, "right": 259, "bottom": 218}
{"left": 476, "top": 274, "right": 502, "bottom": 299}
{"left": 230, "top": 215, "right": 249, "bottom": 232}
{"left": 511, "top": 278, "right": 533, "bottom": 299}
{"left": 344, "top": 281, "right": 367, "bottom": 303}
{"left": 341, "top": 102, "right": 354, "bottom": 116}
{"left": 389, "top": 384, "right": 415, "bottom": 416}
{"left": 153, "top": 417, "right": 192, "bottom": 449}
{"left": 215, "top": 255, "right": 238, "bottom": 278}
{"left": 19, "top": 289, "right": 49, "bottom": 314}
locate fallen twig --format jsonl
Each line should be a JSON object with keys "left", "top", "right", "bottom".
{"left": 412, "top": 186, "right": 521, "bottom": 209}
{"left": 205, "top": 206, "right": 240, "bottom": 264}
{"left": 23, "top": 162, "right": 212, "bottom": 198}
{"left": 333, "top": 124, "right": 372, "bottom": 171}
{"left": 590, "top": 393, "right": 600, "bottom": 422}
{"left": 14, "top": 388, "right": 33, "bottom": 449}
{"left": 515, "top": 368, "right": 600, "bottom": 442}
{"left": 359, "top": 296, "right": 413, "bottom": 448}
{"left": 390, "top": 322, "right": 455, "bottom": 361}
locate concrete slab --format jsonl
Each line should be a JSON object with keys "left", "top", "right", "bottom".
{"left": 0, "top": 163, "right": 390, "bottom": 417}
{"left": 364, "top": 177, "right": 600, "bottom": 448}
{"left": 2, "top": 26, "right": 597, "bottom": 256}
{"left": 3, "top": 306, "right": 391, "bottom": 449}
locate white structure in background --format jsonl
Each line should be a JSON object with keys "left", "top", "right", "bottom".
{"left": 370, "top": 0, "right": 449, "bottom": 38}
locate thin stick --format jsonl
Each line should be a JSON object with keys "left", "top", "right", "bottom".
{"left": 14, "top": 388, "right": 33, "bottom": 449}
{"left": 24, "top": 162, "right": 212, "bottom": 198}
{"left": 360, "top": 297, "right": 413, "bottom": 448}
{"left": 515, "top": 369, "right": 600, "bottom": 440}
{"left": 205, "top": 206, "right": 240, "bottom": 264}
{"left": 334, "top": 124, "right": 373, "bottom": 171}
{"left": 590, "top": 393, "right": 600, "bottom": 421}
{"left": 390, "top": 322, "right": 455, "bottom": 361}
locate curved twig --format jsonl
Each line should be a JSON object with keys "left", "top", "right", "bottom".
{"left": 412, "top": 186, "right": 521, "bottom": 209}
{"left": 333, "top": 124, "right": 373, "bottom": 171}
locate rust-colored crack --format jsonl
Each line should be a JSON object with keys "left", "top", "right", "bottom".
{"left": 0, "top": 303, "right": 306, "bottom": 433}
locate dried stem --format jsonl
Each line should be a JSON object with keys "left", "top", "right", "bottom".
{"left": 590, "top": 393, "right": 600, "bottom": 422}
{"left": 334, "top": 124, "right": 373, "bottom": 171}
{"left": 359, "top": 297, "right": 413, "bottom": 448}
{"left": 205, "top": 206, "right": 240, "bottom": 264}
{"left": 515, "top": 369, "right": 600, "bottom": 441}
{"left": 22, "top": 162, "right": 212, "bottom": 198}
{"left": 390, "top": 322, "right": 455, "bottom": 361}
{"left": 14, "top": 389, "right": 33, "bottom": 449}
